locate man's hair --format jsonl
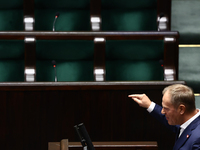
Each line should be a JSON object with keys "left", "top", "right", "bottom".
{"left": 162, "top": 84, "right": 196, "bottom": 113}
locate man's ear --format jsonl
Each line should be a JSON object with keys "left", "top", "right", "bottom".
{"left": 178, "top": 104, "right": 186, "bottom": 115}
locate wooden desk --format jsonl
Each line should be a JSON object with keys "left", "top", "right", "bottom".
{"left": 0, "top": 81, "right": 184, "bottom": 150}
{"left": 49, "top": 141, "right": 158, "bottom": 150}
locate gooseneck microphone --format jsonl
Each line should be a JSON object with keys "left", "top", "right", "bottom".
{"left": 52, "top": 60, "right": 57, "bottom": 82}
{"left": 159, "top": 59, "right": 164, "bottom": 67}
{"left": 53, "top": 12, "right": 60, "bottom": 31}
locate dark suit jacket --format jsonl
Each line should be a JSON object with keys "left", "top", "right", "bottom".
{"left": 150, "top": 104, "right": 200, "bottom": 150}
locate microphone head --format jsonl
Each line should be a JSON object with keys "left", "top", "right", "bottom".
{"left": 52, "top": 60, "right": 56, "bottom": 67}
{"left": 159, "top": 59, "right": 164, "bottom": 67}
{"left": 55, "top": 12, "right": 60, "bottom": 18}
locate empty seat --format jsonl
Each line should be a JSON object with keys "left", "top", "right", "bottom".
{"left": 36, "top": 40, "right": 94, "bottom": 81}
{"left": 34, "top": 0, "right": 91, "bottom": 31}
{"left": 0, "top": 1, "right": 23, "bottom": 31}
{"left": 101, "top": 0, "right": 157, "bottom": 31}
{"left": 0, "top": 40, "right": 24, "bottom": 81}
{"left": 105, "top": 40, "right": 164, "bottom": 81}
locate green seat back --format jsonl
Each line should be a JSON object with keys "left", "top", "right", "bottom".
{"left": 101, "top": 0, "right": 157, "bottom": 31}
{"left": 0, "top": 40, "right": 24, "bottom": 81}
{"left": 36, "top": 40, "right": 94, "bottom": 81}
{"left": 0, "top": 1, "right": 23, "bottom": 31}
{"left": 179, "top": 47, "right": 200, "bottom": 93}
{"left": 106, "top": 40, "right": 164, "bottom": 81}
{"left": 172, "top": 1, "right": 200, "bottom": 44}
{"left": 34, "top": 0, "right": 90, "bottom": 31}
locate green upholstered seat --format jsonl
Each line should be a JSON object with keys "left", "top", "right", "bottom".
{"left": 35, "top": 39, "right": 165, "bottom": 82}
{"left": 34, "top": 0, "right": 90, "bottom": 31}
{"left": 0, "top": 0, "right": 171, "bottom": 82}
{"left": 101, "top": 0, "right": 161, "bottom": 80}
{"left": 36, "top": 40, "right": 94, "bottom": 81}
{"left": 101, "top": 0, "right": 157, "bottom": 31}
{"left": 0, "top": 1, "right": 23, "bottom": 31}
{"left": 34, "top": 10, "right": 90, "bottom": 31}
{"left": 0, "top": 40, "right": 24, "bottom": 82}
{"left": 179, "top": 47, "right": 200, "bottom": 93}
{"left": 34, "top": 0, "right": 90, "bottom": 8}
{"left": 0, "top": 1, "right": 27, "bottom": 81}
{"left": 195, "top": 96, "right": 200, "bottom": 108}
{"left": 171, "top": 1, "right": 200, "bottom": 44}
{"left": 172, "top": 1, "right": 200, "bottom": 92}
{"left": 105, "top": 40, "right": 164, "bottom": 81}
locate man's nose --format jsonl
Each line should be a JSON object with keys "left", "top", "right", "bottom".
{"left": 161, "top": 108, "right": 165, "bottom": 114}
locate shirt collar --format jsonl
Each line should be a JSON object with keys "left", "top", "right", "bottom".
{"left": 180, "top": 109, "right": 200, "bottom": 130}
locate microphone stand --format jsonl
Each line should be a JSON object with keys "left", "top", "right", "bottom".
{"left": 52, "top": 12, "right": 59, "bottom": 81}
{"left": 54, "top": 66, "right": 57, "bottom": 82}
{"left": 53, "top": 12, "right": 60, "bottom": 31}
{"left": 52, "top": 60, "right": 57, "bottom": 82}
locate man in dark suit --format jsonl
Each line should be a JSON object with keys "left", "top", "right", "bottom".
{"left": 129, "top": 84, "right": 200, "bottom": 150}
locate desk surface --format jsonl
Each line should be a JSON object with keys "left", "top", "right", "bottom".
{"left": 68, "top": 141, "right": 158, "bottom": 148}
{"left": 0, "top": 31, "right": 179, "bottom": 40}
{"left": 0, "top": 81, "right": 185, "bottom": 91}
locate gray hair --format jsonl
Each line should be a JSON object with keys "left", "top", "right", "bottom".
{"left": 162, "top": 84, "right": 196, "bottom": 112}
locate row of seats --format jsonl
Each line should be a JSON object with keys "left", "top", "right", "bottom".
{"left": 1, "top": 0, "right": 164, "bottom": 31}
{"left": 0, "top": 0, "right": 178, "bottom": 82}
{"left": 0, "top": 32, "right": 178, "bottom": 82}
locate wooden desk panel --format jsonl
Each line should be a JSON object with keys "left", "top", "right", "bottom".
{"left": 0, "top": 81, "right": 185, "bottom": 150}
{"left": 49, "top": 141, "right": 158, "bottom": 150}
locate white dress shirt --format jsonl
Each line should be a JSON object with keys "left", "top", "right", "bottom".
{"left": 179, "top": 109, "right": 200, "bottom": 137}
{"left": 147, "top": 101, "right": 200, "bottom": 137}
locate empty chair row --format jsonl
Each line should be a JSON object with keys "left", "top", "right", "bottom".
{"left": 0, "top": 0, "right": 171, "bottom": 31}
{"left": 0, "top": 31, "right": 179, "bottom": 82}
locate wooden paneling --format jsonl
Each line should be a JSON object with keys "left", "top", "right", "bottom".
{"left": 0, "top": 81, "right": 185, "bottom": 150}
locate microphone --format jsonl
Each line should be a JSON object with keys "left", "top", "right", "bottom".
{"left": 159, "top": 59, "right": 164, "bottom": 67}
{"left": 53, "top": 12, "right": 60, "bottom": 31}
{"left": 52, "top": 60, "right": 57, "bottom": 82}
